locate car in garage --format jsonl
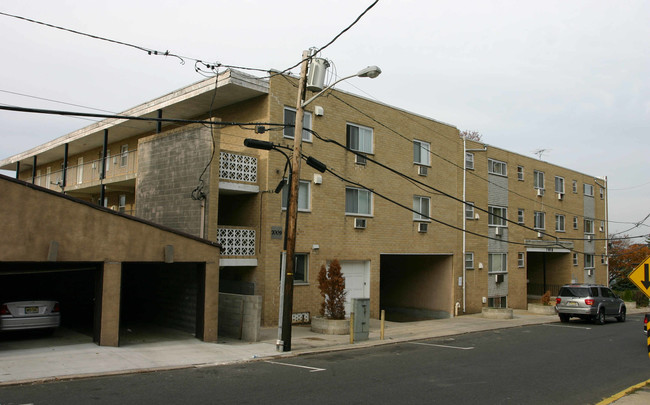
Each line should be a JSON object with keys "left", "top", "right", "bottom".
{"left": 0, "top": 300, "right": 61, "bottom": 331}
{"left": 555, "top": 284, "right": 626, "bottom": 325}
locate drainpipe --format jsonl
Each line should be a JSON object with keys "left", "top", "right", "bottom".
{"left": 62, "top": 143, "right": 69, "bottom": 189}
{"left": 462, "top": 135, "right": 467, "bottom": 314}
{"left": 31, "top": 156, "right": 37, "bottom": 184}
{"left": 604, "top": 176, "right": 609, "bottom": 285}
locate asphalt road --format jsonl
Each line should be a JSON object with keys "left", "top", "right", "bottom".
{"left": 1, "top": 314, "right": 649, "bottom": 405}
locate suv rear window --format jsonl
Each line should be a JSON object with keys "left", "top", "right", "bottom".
{"left": 558, "top": 287, "right": 591, "bottom": 297}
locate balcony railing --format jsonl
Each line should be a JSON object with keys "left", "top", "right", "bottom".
{"left": 219, "top": 152, "right": 257, "bottom": 183}
{"left": 217, "top": 226, "right": 256, "bottom": 257}
{"left": 31, "top": 148, "right": 138, "bottom": 191}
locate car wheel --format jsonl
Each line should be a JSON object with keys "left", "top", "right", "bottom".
{"left": 595, "top": 309, "right": 605, "bottom": 325}
{"left": 616, "top": 307, "right": 626, "bottom": 322}
{"left": 559, "top": 313, "right": 569, "bottom": 323}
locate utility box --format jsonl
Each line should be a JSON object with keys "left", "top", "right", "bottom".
{"left": 352, "top": 298, "right": 370, "bottom": 341}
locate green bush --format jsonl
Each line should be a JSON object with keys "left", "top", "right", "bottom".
{"left": 635, "top": 291, "right": 649, "bottom": 307}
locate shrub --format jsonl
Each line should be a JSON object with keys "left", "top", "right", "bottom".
{"left": 317, "top": 259, "right": 347, "bottom": 319}
{"left": 635, "top": 291, "right": 649, "bottom": 308}
{"left": 541, "top": 290, "right": 552, "bottom": 306}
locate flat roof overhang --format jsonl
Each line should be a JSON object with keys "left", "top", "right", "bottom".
{"left": 1, "top": 70, "right": 269, "bottom": 171}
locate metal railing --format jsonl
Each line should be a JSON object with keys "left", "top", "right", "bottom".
{"left": 528, "top": 283, "right": 562, "bottom": 296}
{"left": 31, "top": 148, "right": 138, "bottom": 190}
{"left": 217, "top": 226, "right": 256, "bottom": 257}
{"left": 219, "top": 152, "right": 257, "bottom": 183}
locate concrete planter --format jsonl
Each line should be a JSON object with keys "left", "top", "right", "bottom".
{"left": 527, "top": 303, "right": 557, "bottom": 315}
{"left": 482, "top": 307, "right": 514, "bottom": 319}
{"left": 310, "top": 316, "right": 349, "bottom": 335}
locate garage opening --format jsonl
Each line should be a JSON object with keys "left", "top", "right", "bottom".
{"left": 380, "top": 254, "right": 453, "bottom": 322}
{"left": 0, "top": 263, "right": 100, "bottom": 346}
{"left": 527, "top": 251, "right": 572, "bottom": 300}
{"left": 120, "top": 262, "right": 204, "bottom": 345}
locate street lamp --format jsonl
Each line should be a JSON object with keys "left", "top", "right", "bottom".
{"left": 280, "top": 51, "right": 381, "bottom": 352}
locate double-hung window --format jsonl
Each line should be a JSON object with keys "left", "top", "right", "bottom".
{"left": 120, "top": 144, "right": 129, "bottom": 167}
{"left": 294, "top": 253, "right": 309, "bottom": 284}
{"left": 583, "top": 183, "right": 594, "bottom": 197}
{"left": 517, "top": 209, "right": 525, "bottom": 225}
{"left": 465, "top": 202, "right": 475, "bottom": 220}
{"left": 534, "top": 170, "right": 545, "bottom": 191}
{"left": 555, "top": 214, "right": 565, "bottom": 232}
{"left": 517, "top": 252, "right": 525, "bottom": 268}
{"left": 465, "top": 253, "right": 474, "bottom": 270}
{"left": 345, "top": 187, "right": 372, "bottom": 216}
{"left": 572, "top": 180, "right": 578, "bottom": 193}
{"left": 346, "top": 123, "right": 373, "bottom": 154}
{"left": 584, "top": 218, "right": 594, "bottom": 234}
{"left": 465, "top": 152, "right": 474, "bottom": 170}
{"left": 555, "top": 176, "right": 565, "bottom": 195}
{"left": 572, "top": 253, "right": 578, "bottom": 266}
{"left": 517, "top": 166, "right": 524, "bottom": 181}
{"left": 413, "top": 140, "right": 430, "bottom": 166}
{"left": 284, "top": 107, "right": 312, "bottom": 141}
{"left": 488, "top": 253, "right": 507, "bottom": 273}
{"left": 488, "top": 206, "right": 507, "bottom": 227}
{"left": 413, "top": 196, "right": 430, "bottom": 221}
{"left": 282, "top": 180, "right": 310, "bottom": 211}
{"left": 488, "top": 159, "right": 507, "bottom": 176}
{"left": 573, "top": 216, "right": 578, "bottom": 229}
{"left": 534, "top": 211, "right": 545, "bottom": 230}
{"left": 584, "top": 254, "right": 595, "bottom": 269}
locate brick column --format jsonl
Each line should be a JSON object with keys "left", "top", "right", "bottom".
{"left": 100, "top": 261, "right": 122, "bottom": 347}
{"left": 202, "top": 261, "right": 219, "bottom": 342}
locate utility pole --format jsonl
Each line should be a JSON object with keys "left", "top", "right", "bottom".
{"left": 281, "top": 50, "right": 310, "bottom": 352}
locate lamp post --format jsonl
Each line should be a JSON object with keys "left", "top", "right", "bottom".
{"left": 281, "top": 51, "right": 381, "bottom": 352}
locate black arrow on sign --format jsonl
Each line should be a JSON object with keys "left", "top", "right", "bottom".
{"left": 642, "top": 264, "right": 650, "bottom": 289}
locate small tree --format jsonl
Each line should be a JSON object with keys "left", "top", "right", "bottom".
{"left": 541, "top": 290, "right": 551, "bottom": 306}
{"left": 317, "top": 259, "right": 347, "bottom": 319}
{"left": 459, "top": 130, "right": 483, "bottom": 142}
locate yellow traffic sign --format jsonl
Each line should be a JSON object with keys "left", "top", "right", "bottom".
{"left": 628, "top": 255, "right": 650, "bottom": 299}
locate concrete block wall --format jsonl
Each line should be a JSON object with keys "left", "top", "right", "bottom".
{"left": 218, "top": 293, "right": 262, "bottom": 342}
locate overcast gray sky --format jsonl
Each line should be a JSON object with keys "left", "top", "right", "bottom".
{"left": 1, "top": 0, "right": 648, "bottom": 238}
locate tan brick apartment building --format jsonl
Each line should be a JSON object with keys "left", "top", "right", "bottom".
{"left": 1, "top": 69, "right": 608, "bottom": 327}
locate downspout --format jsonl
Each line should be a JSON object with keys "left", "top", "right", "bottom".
{"left": 462, "top": 135, "right": 467, "bottom": 314}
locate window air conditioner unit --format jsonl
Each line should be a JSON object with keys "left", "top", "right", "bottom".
{"left": 537, "top": 232, "right": 542, "bottom": 238}
{"left": 494, "top": 227, "right": 501, "bottom": 236}
{"left": 587, "top": 269, "right": 593, "bottom": 277}
{"left": 355, "top": 154, "right": 367, "bottom": 165}
{"left": 536, "top": 188, "right": 544, "bottom": 197}
{"left": 557, "top": 193, "right": 563, "bottom": 200}
{"left": 418, "top": 222, "right": 428, "bottom": 233}
{"left": 599, "top": 226, "right": 604, "bottom": 232}
{"left": 110, "top": 205, "right": 117, "bottom": 211}
{"left": 418, "top": 166, "right": 428, "bottom": 176}
{"left": 587, "top": 235, "right": 593, "bottom": 241}
{"left": 495, "top": 274, "right": 504, "bottom": 283}
{"left": 354, "top": 218, "right": 367, "bottom": 229}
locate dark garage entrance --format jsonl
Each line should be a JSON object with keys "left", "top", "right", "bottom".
{"left": 120, "top": 263, "right": 205, "bottom": 345}
{"left": 380, "top": 254, "right": 453, "bottom": 322}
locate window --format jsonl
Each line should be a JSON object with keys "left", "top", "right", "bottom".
{"left": 46, "top": 167, "right": 51, "bottom": 188}
{"left": 118, "top": 194, "right": 126, "bottom": 213}
{"left": 517, "top": 166, "right": 524, "bottom": 181}
{"left": 488, "top": 296, "right": 507, "bottom": 308}
{"left": 583, "top": 183, "right": 594, "bottom": 196}
{"left": 572, "top": 253, "right": 578, "bottom": 266}
{"left": 294, "top": 253, "right": 309, "bottom": 284}
{"left": 413, "top": 196, "right": 430, "bottom": 221}
{"left": 555, "top": 176, "right": 565, "bottom": 194}
{"left": 488, "top": 253, "right": 507, "bottom": 273}
{"left": 104, "top": 150, "right": 111, "bottom": 173}
{"left": 517, "top": 252, "right": 525, "bottom": 268}
{"left": 534, "top": 211, "right": 545, "bottom": 230}
{"left": 601, "top": 255, "right": 607, "bottom": 265}
{"left": 534, "top": 170, "right": 545, "bottom": 190}
{"left": 413, "top": 140, "right": 430, "bottom": 166}
{"left": 282, "top": 180, "right": 311, "bottom": 211}
{"left": 555, "top": 214, "right": 565, "bottom": 232}
{"left": 572, "top": 180, "right": 578, "bottom": 193}
{"left": 488, "top": 206, "right": 507, "bottom": 227}
{"left": 284, "top": 107, "right": 312, "bottom": 141}
{"left": 517, "top": 209, "right": 524, "bottom": 224}
{"left": 584, "top": 218, "right": 594, "bottom": 234}
{"left": 465, "top": 202, "right": 475, "bottom": 220}
{"left": 599, "top": 188, "right": 604, "bottom": 199}
{"left": 77, "top": 157, "right": 84, "bottom": 184}
{"left": 600, "top": 221, "right": 605, "bottom": 232}
{"left": 465, "top": 152, "right": 474, "bottom": 170}
{"left": 573, "top": 216, "right": 578, "bottom": 230}
{"left": 488, "top": 159, "right": 507, "bottom": 176}
{"left": 345, "top": 187, "right": 372, "bottom": 215}
{"left": 36, "top": 169, "right": 41, "bottom": 186}
{"left": 120, "top": 144, "right": 129, "bottom": 167}
{"left": 346, "top": 123, "right": 373, "bottom": 154}
{"left": 584, "top": 254, "right": 594, "bottom": 269}
{"left": 465, "top": 252, "right": 474, "bottom": 270}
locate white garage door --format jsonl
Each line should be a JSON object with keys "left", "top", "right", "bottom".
{"left": 340, "top": 261, "right": 370, "bottom": 317}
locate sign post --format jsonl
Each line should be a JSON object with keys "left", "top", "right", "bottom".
{"left": 628, "top": 256, "right": 650, "bottom": 360}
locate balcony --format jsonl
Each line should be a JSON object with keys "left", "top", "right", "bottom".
{"left": 33, "top": 149, "right": 138, "bottom": 193}
{"left": 219, "top": 152, "right": 259, "bottom": 194}
{"left": 217, "top": 226, "right": 257, "bottom": 267}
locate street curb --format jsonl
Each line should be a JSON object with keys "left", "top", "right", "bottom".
{"left": 596, "top": 379, "right": 650, "bottom": 405}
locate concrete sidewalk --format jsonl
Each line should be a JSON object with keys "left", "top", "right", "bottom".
{"left": 1, "top": 309, "right": 647, "bottom": 404}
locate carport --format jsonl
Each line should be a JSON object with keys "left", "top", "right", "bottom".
{"left": 526, "top": 241, "right": 574, "bottom": 297}
{"left": 0, "top": 175, "right": 221, "bottom": 347}
{"left": 380, "top": 254, "right": 453, "bottom": 321}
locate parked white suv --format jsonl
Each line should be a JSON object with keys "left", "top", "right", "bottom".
{"left": 555, "top": 284, "right": 626, "bottom": 325}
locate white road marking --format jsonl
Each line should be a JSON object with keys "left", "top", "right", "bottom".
{"left": 543, "top": 323, "right": 592, "bottom": 330}
{"left": 265, "top": 361, "right": 326, "bottom": 372}
{"left": 409, "top": 342, "right": 475, "bottom": 350}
